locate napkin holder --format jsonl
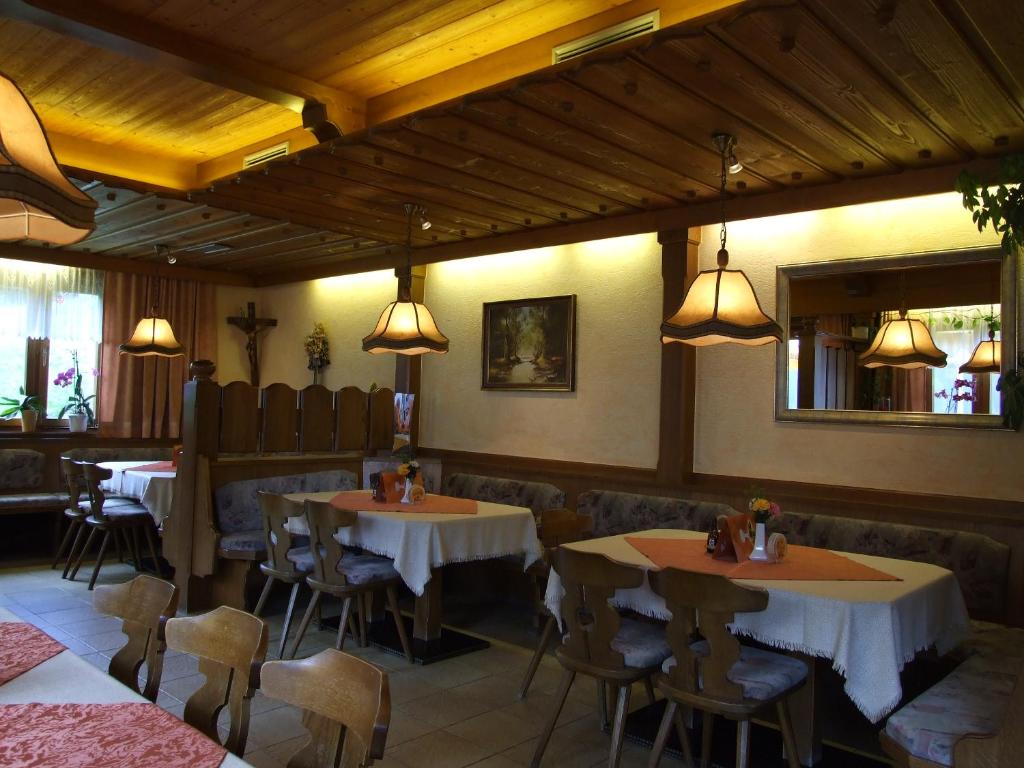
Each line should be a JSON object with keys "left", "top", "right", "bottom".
{"left": 712, "top": 514, "right": 756, "bottom": 563}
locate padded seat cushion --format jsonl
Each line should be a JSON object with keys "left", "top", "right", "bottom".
{"left": 338, "top": 554, "right": 399, "bottom": 585}
{"left": 959, "top": 620, "right": 1024, "bottom": 664}
{"left": 284, "top": 546, "right": 316, "bottom": 573}
{"left": 884, "top": 658, "right": 1017, "bottom": 767}
{"left": 218, "top": 530, "right": 266, "bottom": 554}
{"left": 93, "top": 504, "right": 151, "bottom": 520}
{"left": 664, "top": 642, "right": 809, "bottom": 701}
{"left": 611, "top": 618, "right": 672, "bottom": 669}
{"left": 0, "top": 492, "right": 69, "bottom": 509}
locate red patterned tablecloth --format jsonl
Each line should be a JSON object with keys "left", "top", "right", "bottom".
{"left": 0, "top": 702, "right": 228, "bottom": 767}
{"left": 0, "top": 623, "right": 66, "bottom": 686}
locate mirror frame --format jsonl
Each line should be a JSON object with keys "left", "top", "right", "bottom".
{"left": 774, "top": 246, "right": 1018, "bottom": 429}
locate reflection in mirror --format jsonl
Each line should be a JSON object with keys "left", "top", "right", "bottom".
{"left": 775, "top": 247, "right": 1017, "bottom": 428}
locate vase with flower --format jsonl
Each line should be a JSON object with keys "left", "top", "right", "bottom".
{"left": 748, "top": 493, "right": 782, "bottom": 562}
{"left": 55, "top": 351, "right": 96, "bottom": 433}
{"left": 303, "top": 322, "right": 330, "bottom": 385}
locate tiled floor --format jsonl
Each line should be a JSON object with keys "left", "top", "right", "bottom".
{"left": 0, "top": 562, "right": 680, "bottom": 768}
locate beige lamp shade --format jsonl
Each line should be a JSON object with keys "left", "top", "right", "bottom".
{"left": 119, "top": 316, "right": 185, "bottom": 357}
{"left": 858, "top": 311, "right": 947, "bottom": 369}
{"left": 0, "top": 73, "right": 96, "bottom": 245}
{"left": 362, "top": 300, "right": 449, "bottom": 355}
{"left": 959, "top": 331, "right": 1001, "bottom": 374}
{"left": 662, "top": 267, "right": 783, "bottom": 346}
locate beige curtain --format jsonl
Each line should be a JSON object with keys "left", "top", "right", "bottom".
{"left": 892, "top": 368, "right": 934, "bottom": 412}
{"left": 100, "top": 272, "right": 217, "bottom": 438}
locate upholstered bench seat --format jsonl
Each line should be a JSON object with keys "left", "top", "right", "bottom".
{"left": 0, "top": 450, "right": 68, "bottom": 516}
{"left": 958, "top": 620, "right": 1024, "bottom": 662}
{"left": 0, "top": 492, "right": 69, "bottom": 510}
{"left": 665, "top": 642, "right": 810, "bottom": 701}
{"left": 218, "top": 530, "right": 267, "bottom": 557}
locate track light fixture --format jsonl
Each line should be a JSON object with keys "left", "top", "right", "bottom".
{"left": 158, "top": 244, "right": 176, "bottom": 264}
{"left": 419, "top": 209, "right": 432, "bottom": 230}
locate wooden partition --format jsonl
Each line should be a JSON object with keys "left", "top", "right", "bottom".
{"left": 165, "top": 368, "right": 396, "bottom": 610}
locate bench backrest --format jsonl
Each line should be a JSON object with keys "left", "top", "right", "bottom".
{"left": 443, "top": 472, "right": 565, "bottom": 515}
{"left": 577, "top": 490, "right": 739, "bottom": 539}
{"left": 61, "top": 447, "right": 173, "bottom": 463}
{"left": 214, "top": 469, "right": 357, "bottom": 534}
{"left": 0, "top": 449, "right": 45, "bottom": 491}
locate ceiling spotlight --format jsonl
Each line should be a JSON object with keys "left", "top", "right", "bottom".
{"left": 712, "top": 132, "right": 743, "bottom": 174}
{"left": 418, "top": 209, "right": 432, "bottom": 230}
{"left": 728, "top": 152, "right": 743, "bottom": 174}
{"left": 156, "top": 244, "right": 176, "bottom": 264}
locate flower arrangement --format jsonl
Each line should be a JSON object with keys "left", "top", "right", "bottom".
{"left": 304, "top": 322, "right": 330, "bottom": 372}
{"left": 748, "top": 493, "right": 782, "bottom": 525}
{"left": 396, "top": 460, "right": 420, "bottom": 482}
{"left": 935, "top": 378, "right": 977, "bottom": 414}
{"left": 54, "top": 351, "right": 96, "bottom": 425}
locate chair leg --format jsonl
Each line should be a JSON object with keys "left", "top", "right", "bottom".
{"left": 69, "top": 527, "right": 98, "bottom": 580}
{"left": 672, "top": 700, "right": 695, "bottom": 768}
{"left": 648, "top": 699, "right": 675, "bottom": 768}
{"left": 736, "top": 719, "right": 751, "bottom": 768}
{"left": 598, "top": 681, "right": 610, "bottom": 730}
{"left": 385, "top": 585, "right": 413, "bottom": 663}
{"left": 356, "top": 593, "right": 368, "bottom": 647}
{"left": 609, "top": 683, "right": 632, "bottom": 768}
{"left": 142, "top": 524, "right": 163, "bottom": 577}
{"left": 700, "top": 712, "right": 714, "bottom": 768}
{"left": 278, "top": 581, "right": 302, "bottom": 659}
{"left": 87, "top": 530, "right": 112, "bottom": 590}
{"left": 336, "top": 597, "right": 354, "bottom": 651}
{"left": 644, "top": 676, "right": 657, "bottom": 705}
{"left": 288, "top": 589, "right": 321, "bottom": 659}
{"left": 52, "top": 517, "right": 79, "bottom": 569}
{"left": 63, "top": 522, "right": 89, "bottom": 579}
{"left": 253, "top": 575, "right": 275, "bottom": 617}
{"left": 128, "top": 527, "right": 144, "bottom": 571}
{"left": 113, "top": 527, "right": 125, "bottom": 563}
{"left": 529, "top": 668, "right": 575, "bottom": 768}
{"left": 519, "top": 614, "right": 556, "bottom": 699}
{"left": 777, "top": 699, "right": 801, "bottom": 768}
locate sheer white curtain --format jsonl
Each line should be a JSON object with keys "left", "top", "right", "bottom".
{"left": 919, "top": 304, "right": 1001, "bottom": 414}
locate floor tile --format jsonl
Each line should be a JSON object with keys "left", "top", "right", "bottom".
{"left": 398, "top": 688, "right": 494, "bottom": 729}
{"left": 387, "top": 729, "right": 495, "bottom": 768}
{"left": 446, "top": 708, "right": 542, "bottom": 752}
{"left": 246, "top": 704, "right": 309, "bottom": 749}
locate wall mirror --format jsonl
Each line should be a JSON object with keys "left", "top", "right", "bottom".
{"left": 775, "top": 246, "right": 1017, "bottom": 428}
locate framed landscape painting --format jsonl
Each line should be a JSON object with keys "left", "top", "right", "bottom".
{"left": 482, "top": 294, "right": 576, "bottom": 391}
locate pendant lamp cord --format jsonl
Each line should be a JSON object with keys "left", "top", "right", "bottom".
{"left": 719, "top": 143, "right": 728, "bottom": 254}
{"left": 397, "top": 203, "right": 415, "bottom": 302}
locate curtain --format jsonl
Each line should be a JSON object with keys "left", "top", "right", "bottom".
{"left": 100, "top": 272, "right": 217, "bottom": 438}
{"left": 892, "top": 368, "right": 933, "bottom": 412}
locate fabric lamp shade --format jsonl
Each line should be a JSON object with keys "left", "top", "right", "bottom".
{"left": 959, "top": 332, "right": 1001, "bottom": 374}
{"left": 362, "top": 300, "right": 449, "bottom": 355}
{"left": 662, "top": 266, "right": 783, "bottom": 346}
{"left": 858, "top": 312, "right": 947, "bottom": 369}
{"left": 0, "top": 73, "right": 96, "bottom": 245}
{"left": 119, "top": 316, "right": 185, "bottom": 357}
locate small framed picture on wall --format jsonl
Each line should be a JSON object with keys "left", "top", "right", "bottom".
{"left": 481, "top": 294, "right": 576, "bottom": 391}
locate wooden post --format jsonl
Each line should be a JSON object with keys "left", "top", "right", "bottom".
{"left": 657, "top": 228, "right": 700, "bottom": 488}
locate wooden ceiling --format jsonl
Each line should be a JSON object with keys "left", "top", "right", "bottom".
{"left": 4, "top": 0, "right": 1024, "bottom": 286}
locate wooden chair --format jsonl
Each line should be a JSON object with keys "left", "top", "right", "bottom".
{"left": 287, "top": 500, "right": 413, "bottom": 663}
{"left": 165, "top": 605, "right": 269, "bottom": 757}
{"left": 93, "top": 574, "right": 179, "bottom": 701}
{"left": 519, "top": 508, "right": 593, "bottom": 699}
{"left": 55, "top": 458, "right": 135, "bottom": 577}
{"left": 254, "top": 492, "right": 316, "bottom": 659}
{"left": 647, "top": 568, "right": 806, "bottom": 768}
{"left": 530, "top": 548, "right": 670, "bottom": 768}
{"left": 261, "top": 649, "right": 391, "bottom": 767}
{"left": 67, "top": 462, "right": 163, "bottom": 590}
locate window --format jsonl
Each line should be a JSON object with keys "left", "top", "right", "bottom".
{"left": 0, "top": 259, "right": 104, "bottom": 426}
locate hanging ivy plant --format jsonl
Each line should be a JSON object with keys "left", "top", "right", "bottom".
{"left": 956, "top": 153, "right": 1024, "bottom": 255}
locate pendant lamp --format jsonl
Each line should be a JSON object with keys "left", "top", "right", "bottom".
{"left": 960, "top": 317, "right": 1001, "bottom": 374}
{"left": 858, "top": 310, "right": 946, "bottom": 369}
{"left": 362, "top": 203, "right": 449, "bottom": 355}
{"left": 119, "top": 257, "right": 185, "bottom": 357}
{"left": 0, "top": 72, "right": 96, "bottom": 245}
{"left": 661, "top": 133, "right": 782, "bottom": 347}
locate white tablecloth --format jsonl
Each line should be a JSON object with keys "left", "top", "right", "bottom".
{"left": 544, "top": 529, "right": 971, "bottom": 723}
{"left": 285, "top": 491, "right": 541, "bottom": 596}
{"left": 0, "top": 607, "right": 250, "bottom": 767}
{"left": 98, "top": 460, "right": 176, "bottom": 524}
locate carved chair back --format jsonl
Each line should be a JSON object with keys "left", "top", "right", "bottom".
{"left": 165, "top": 606, "right": 269, "bottom": 756}
{"left": 93, "top": 575, "right": 179, "bottom": 701}
{"left": 304, "top": 500, "right": 358, "bottom": 589}
{"left": 261, "top": 649, "right": 390, "bottom": 768}
{"left": 258, "top": 492, "right": 304, "bottom": 578}
{"left": 61, "top": 458, "right": 86, "bottom": 513}
{"left": 954, "top": 672, "right": 1024, "bottom": 768}
{"left": 648, "top": 568, "right": 768, "bottom": 705}
{"left": 79, "top": 462, "right": 115, "bottom": 521}
{"left": 553, "top": 547, "right": 644, "bottom": 672}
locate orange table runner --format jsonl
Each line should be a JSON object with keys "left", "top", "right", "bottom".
{"left": 0, "top": 623, "right": 66, "bottom": 685}
{"left": 0, "top": 702, "right": 227, "bottom": 767}
{"left": 330, "top": 490, "right": 478, "bottom": 515}
{"left": 128, "top": 461, "right": 176, "bottom": 473}
{"left": 625, "top": 537, "right": 900, "bottom": 581}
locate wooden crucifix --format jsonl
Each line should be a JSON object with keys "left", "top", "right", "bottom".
{"left": 227, "top": 302, "right": 277, "bottom": 386}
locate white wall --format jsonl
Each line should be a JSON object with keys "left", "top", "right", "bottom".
{"left": 418, "top": 233, "right": 663, "bottom": 468}
{"left": 693, "top": 192, "right": 1022, "bottom": 501}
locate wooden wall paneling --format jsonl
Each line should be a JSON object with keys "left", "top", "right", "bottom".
{"left": 299, "top": 385, "right": 335, "bottom": 452}
{"left": 261, "top": 383, "right": 299, "bottom": 453}
{"left": 219, "top": 381, "right": 259, "bottom": 453}
{"left": 367, "top": 387, "right": 395, "bottom": 453}
{"left": 335, "top": 386, "right": 369, "bottom": 451}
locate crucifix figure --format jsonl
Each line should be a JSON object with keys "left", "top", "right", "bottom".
{"left": 227, "top": 302, "right": 277, "bottom": 386}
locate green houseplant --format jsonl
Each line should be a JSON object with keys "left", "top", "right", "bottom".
{"left": 0, "top": 387, "right": 41, "bottom": 432}
{"left": 54, "top": 351, "right": 96, "bottom": 432}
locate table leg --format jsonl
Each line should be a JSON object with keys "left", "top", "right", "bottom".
{"left": 413, "top": 567, "right": 443, "bottom": 641}
{"left": 787, "top": 652, "right": 823, "bottom": 766}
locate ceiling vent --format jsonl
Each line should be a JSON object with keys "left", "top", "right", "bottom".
{"left": 184, "top": 242, "right": 233, "bottom": 255}
{"left": 242, "top": 141, "right": 290, "bottom": 169}
{"left": 552, "top": 11, "right": 660, "bottom": 64}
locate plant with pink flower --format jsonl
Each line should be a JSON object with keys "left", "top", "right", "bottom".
{"left": 55, "top": 351, "right": 96, "bottom": 425}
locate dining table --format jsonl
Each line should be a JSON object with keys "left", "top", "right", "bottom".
{"left": 544, "top": 528, "right": 972, "bottom": 766}
{"left": 286, "top": 489, "right": 541, "bottom": 661}
{"left": 0, "top": 605, "right": 252, "bottom": 767}
{"left": 98, "top": 460, "right": 177, "bottom": 525}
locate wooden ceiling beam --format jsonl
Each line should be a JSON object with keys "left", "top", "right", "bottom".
{"left": 0, "top": 0, "right": 366, "bottom": 136}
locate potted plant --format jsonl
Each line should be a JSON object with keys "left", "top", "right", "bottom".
{"left": 0, "top": 387, "right": 41, "bottom": 432}
{"left": 303, "top": 321, "right": 330, "bottom": 385}
{"left": 54, "top": 352, "right": 96, "bottom": 433}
